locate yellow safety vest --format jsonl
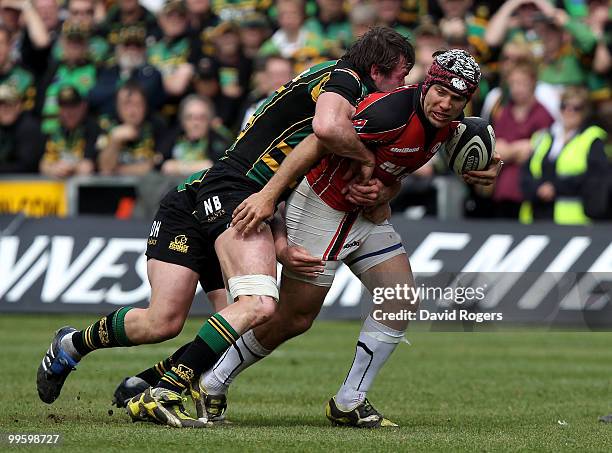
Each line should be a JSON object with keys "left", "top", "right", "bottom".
{"left": 520, "top": 126, "right": 608, "bottom": 225}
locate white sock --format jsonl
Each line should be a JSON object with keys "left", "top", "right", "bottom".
{"left": 60, "top": 332, "right": 82, "bottom": 361}
{"left": 335, "top": 315, "right": 406, "bottom": 411}
{"left": 200, "top": 329, "right": 271, "bottom": 395}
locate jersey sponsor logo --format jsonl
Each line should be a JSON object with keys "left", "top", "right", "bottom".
{"left": 203, "top": 196, "right": 222, "bottom": 216}
{"left": 379, "top": 161, "right": 406, "bottom": 176}
{"left": 390, "top": 146, "right": 420, "bottom": 154}
{"left": 343, "top": 240, "right": 360, "bottom": 250}
{"left": 168, "top": 234, "right": 189, "bottom": 253}
{"left": 427, "top": 142, "right": 443, "bottom": 158}
{"left": 201, "top": 196, "right": 226, "bottom": 223}
{"left": 148, "top": 220, "right": 161, "bottom": 246}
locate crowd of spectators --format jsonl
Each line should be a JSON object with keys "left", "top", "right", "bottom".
{"left": 0, "top": 0, "right": 610, "bottom": 223}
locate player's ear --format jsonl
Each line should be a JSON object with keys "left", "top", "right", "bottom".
{"left": 370, "top": 64, "right": 381, "bottom": 80}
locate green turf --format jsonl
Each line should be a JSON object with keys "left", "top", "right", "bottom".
{"left": 1, "top": 314, "right": 612, "bottom": 452}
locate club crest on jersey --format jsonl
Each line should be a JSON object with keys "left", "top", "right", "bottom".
{"left": 169, "top": 234, "right": 189, "bottom": 253}
{"left": 427, "top": 142, "right": 443, "bottom": 158}
{"left": 451, "top": 77, "right": 467, "bottom": 91}
{"left": 353, "top": 118, "right": 368, "bottom": 130}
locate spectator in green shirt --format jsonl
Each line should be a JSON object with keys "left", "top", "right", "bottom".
{"left": 259, "top": 0, "right": 329, "bottom": 59}
{"left": 159, "top": 94, "right": 230, "bottom": 176}
{"left": 303, "top": 0, "right": 352, "bottom": 50}
{"left": 97, "top": 81, "right": 166, "bottom": 176}
{"left": 148, "top": 0, "right": 194, "bottom": 122}
{"left": 38, "top": 20, "right": 97, "bottom": 135}
{"left": 39, "top": 85, "right": 98, "bottom": 178}
{"left": 53, "top": 0, "right": 110, "bottom": 65}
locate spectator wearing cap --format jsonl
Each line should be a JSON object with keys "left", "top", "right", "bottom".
{"left": 158, "top": 94, "right": 229, "bottom": 176}
{"left": 303, "top": 0, "right": 351, "bottom": 50}
{"left": 89, "top": 25, "right": 164, "bottom": 115}
{"left": 205, "top": 21, "right": 252, "bottom": 126}
{"left": 0, "top": 25, "right": 36, "bottom": 111}
{"left": 239, "top": 12, "right": 271, "bottom": 59}
{"left": 39, "top": 85, "right": 99, "bottom": 178}
{"left": 521, "top": 86, "right": 609, "bottom": 224}
{"left": 186, "top": 0, "right": 220, "bottom": 43}
{"left": 192, "top": 54, "right": 221, "bottom": 102}
{"left": 37, "top": 20, "right": 97, "bottom": 134}
{"left": 259, "top": 0, "right": 328, "bottom": 60}
{"left": 0, "top": 84, "right": 45, "bottom": 174}
{"left": 210, "top": 0, "right": 271, "bottom": 23}
{"left": 397, "top": 0, "right": 429, "bottom": 29}
{"left": 148, "top": 0, "right": 193, "bottom": 122}
{"left": 52, "top": 0, "right": 110, "bottom": 64}
{"left": 99, "top": 0, "right": 162, "bottom": 48}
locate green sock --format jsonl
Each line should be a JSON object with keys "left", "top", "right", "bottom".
{"left": 158, "top": 313, "right": 239, "bottom": 393}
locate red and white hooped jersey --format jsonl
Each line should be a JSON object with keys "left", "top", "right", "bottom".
{"left": 306, "top": 84, "right": 460, "bottom": 211}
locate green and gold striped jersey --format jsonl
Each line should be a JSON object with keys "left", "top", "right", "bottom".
{"left": 221, "top": 59, "right": 373, "bottom": 187}
{"left": 177, "top": 59, "right": 373, "bottom": 196}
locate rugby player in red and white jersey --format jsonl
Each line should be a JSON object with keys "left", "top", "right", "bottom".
{"left": 199, "top": 49, "right": 502, "bottom": 427}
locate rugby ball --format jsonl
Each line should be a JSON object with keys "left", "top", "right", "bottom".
{"left": 444, "top": 117, "right": 495, "bottom": 175}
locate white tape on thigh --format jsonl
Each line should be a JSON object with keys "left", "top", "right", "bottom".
{"left": 227, "top": 274, "right": 279, "bottom": 301}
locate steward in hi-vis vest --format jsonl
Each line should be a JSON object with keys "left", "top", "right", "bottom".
{"left": 520, "top": 125, "right": 608, "bottom": 225}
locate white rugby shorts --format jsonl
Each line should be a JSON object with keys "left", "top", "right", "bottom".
{"left": 283, "top": 178, "right": 406, "bottom": 286}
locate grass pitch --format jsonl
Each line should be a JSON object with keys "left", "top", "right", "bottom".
{"left": 1, "top": 314, "right": 612, "bottom": 452}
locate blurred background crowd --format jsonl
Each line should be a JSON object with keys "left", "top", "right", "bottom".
{"left": 0, "top": 0, "right": 610, "bottom": 223}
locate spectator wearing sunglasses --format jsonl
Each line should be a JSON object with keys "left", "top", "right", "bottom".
{"left": 520, "top": 86, "right": 608, "bottom": 225}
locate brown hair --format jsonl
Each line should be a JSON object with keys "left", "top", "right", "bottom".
{"left": 506, "top": 58, "right": 538, "bottom": 81}
{"left": 342, "top": 26, "right": 415, "bottom": 77}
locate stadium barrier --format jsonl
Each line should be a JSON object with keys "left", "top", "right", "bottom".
{"left": 1, "top": 214, "right": 611, "bottom": 327}
{"left": 0, "top": 174, "right": 466, "bottom": 219}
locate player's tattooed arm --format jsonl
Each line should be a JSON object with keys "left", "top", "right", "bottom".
{"left": 271, "top": 203, "right": 325, "bottom": 277}
{"left": 231, "top": 134, "right": 325, "bottom": 235}
{"left": 313, "top": 92, "right": 376, "bottom": 183}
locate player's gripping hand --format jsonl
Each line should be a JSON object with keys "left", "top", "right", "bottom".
{"left": 463, "top": 152, "right": 503, "bottom": 186}
{"left": 343, "top": 178, "right": 383, "bottom": 206}
{"left": 279, "top": 245, "right": 325, "bottom": 278}
{"left": 231, "top": 190, "right": 275, "bottom": 236}
{"left": 343, "top": 179, "right": 400, "bottom": 207}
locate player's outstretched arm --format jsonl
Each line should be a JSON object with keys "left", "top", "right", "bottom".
{"left": 313, "top": 92, "right": 376, "bottom": 182}
{"left": 231, "top": 134, "right": 325, "bottom": 235}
